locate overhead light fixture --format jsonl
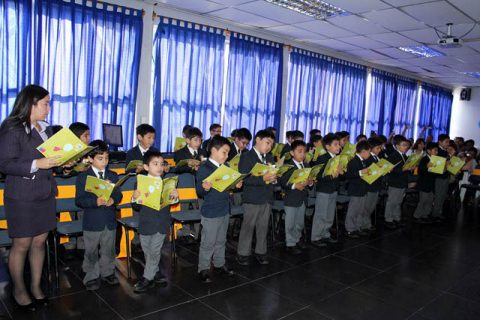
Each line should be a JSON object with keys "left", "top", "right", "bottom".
{"left": 463, "top": 72, "right": 480, "bottom": 79}
{"left": 264, "top": 0, "right": 348, "bottom": 20}
{"left": 398, "top": 45, "right": 445, "bottom": 58}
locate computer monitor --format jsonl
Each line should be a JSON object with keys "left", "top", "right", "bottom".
{"left": 102, "top": 123, "right": 123, "bottom": 149}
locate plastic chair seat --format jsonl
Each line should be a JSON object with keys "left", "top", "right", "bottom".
{"left": 117, "top": 215, "right": 139, "bottom": 229}
{"left": 230, "top": 205, "right": 244, "bottom": 216}
{"left": 170, "top": 210, "right": 201, "bottom": 223}
{"left": 56, "top": 220, "right": 83, "bottom": 236}
{"left": 0, "top": 230, "right": 12, "bottom": 248}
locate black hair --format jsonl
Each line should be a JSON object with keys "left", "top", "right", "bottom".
{"left": 311, "top": 135, "right": 323, "bottom": 144}
{"left": 291, "top": 140, "right": 307, "bottom": 151}
{"left": 367, "top": 137, "right": 382, "bottom": 149}
{"left": 291, "top": 130, "right": 305, "bottom": 140}
{"left": 392, "top": 134, "right": 408, "bottom": 146}
{"left": 210, "top": 135, "right": 231, "bottom": 151}
{"left": 143, "top": 150, "right": 163, "bottom": 165}
{"left": 265, "top": 126, "right": 277, "bottom": 133}
{"left": 377, "top": 135, "right": 387, "bottom": 144}
{"left": 230, "top": 129, "right": 238, "bottom": 137}
{"left": 465, "top": 139, "right": 475, "bottom": 146}
{"left": 136, "top": 124, "right": 156, "bottom": 137}
{"left": 425, "top": 142, "right": 438, "bottom": 151}
{"left": 0, "top": 84, "right": 49, "bottom": 134}
{"left": 336, "top": 131, "right": 349, "bottom": 139}
{"left": 186, "top": 127, "right": 203, "bottom": 139}
{"left": 322, "top": 133, "right": 339, "bottom": 146}
{"left": 209, "top": 123, "right": 221, "bottom": 131}
{"left": 235, "top": 127, "right": 252, "bottom": 141}
{"left": 88, "top": 140, "right": 109, "bottom": 158}
{"left": 69, "top": 122, "right": 90, "bottom": 138}
{"left": 413, "top": 138, "right": 425, "bottom": 150}
{"left": 455, "top": 137, "right": 465, "bottom": 143}
{"left": 182, "top": 125, "right": 193, "bottom": 136}
{"left": 309, "top": 129, "right": 321, "bottom": 137}
{"left": 286, "top": 130, "right": 293, "bottom": 139}
{"left": 356, "top": 134, "right": 367, "bottom": 142}
{"left": 51, "top": 125, "right": 63, "bottom": 135}
{"left": 255, "top": 129, "right": 275, "bottom": 141}
{"left": 356, "top": 140, "right": 371, "bottom": 153}
{"left": 438, "top": 134, "right": 450, "bottom": 142}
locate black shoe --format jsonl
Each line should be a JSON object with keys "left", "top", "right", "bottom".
{"left": 214, "top": 265, "right": 235, "bottom": 276}
{"left": 346, "top": 231, "right": 360, "bottom": 239}
{"left": 286, "top": 246, "right": 302, "bottom": 255}
{"left": 33, "top": 297, "right": 49, "bottom": 307}
{"left": 236, "top": 255, "right": 250, "bottom": 266}
{"left": 297, "top": 241, "right": 308, "bottom": 249}
{"left": 102, "top": 274, "right": 119, "bottom": 285}
{"left": 394, "top": 220, "right": 407, "bottom": 227}
{"left": 422, "top": 217, "right": 435, "bottom": 224}
{"left": 11, "top": 294, "right": 36, "bottom": 312}
{"left": 255, "top": 254, "right": 270, "bottom": 265}
{"left": 321, "top": 237, "right": 338, "bottom": 244}
{"left": 368, "top": 225, "right": 377, "bottom": 231}
{"left": 85, "top": 279, "right": 100, "bottom": 291}
{"left": 413, "top": 217, "right": 426, "bottom": 224}
{"left": 311, "top": 240, "right": 327, "bottom": 248}
{"left": 198, "top": 270, "right": 212, "bottom": 283}
{"left": 357, "top": 230, "right": 369, "bottom": 237}
{"left": 64, "top": 249, "right": 76, "bottom": 261}
{"left": 133, "top": 278, "right": 155, "bottom": 293}
{"left": 384, "top": 221, "right": 397, "bottom": 230}
{"left": 154, "top": 271, "right": 168, "bottom": 285}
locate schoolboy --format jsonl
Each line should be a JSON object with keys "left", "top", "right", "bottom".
{"left": 413, "top": 142, "right": 438, "bottom": 224}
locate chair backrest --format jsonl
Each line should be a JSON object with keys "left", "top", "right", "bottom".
{"left": 0, "top": 181, "right": 5, "bottom": 221}
{"left": 117, "top": 174, "right": 136, "bottom": 208}
{"left": 176, "top": 173, "right": 198, "bottom": 202}
{"left": 55, "top": 176, "right": 81, "bottom": 212}
{"left": 109, "top": 162, "right": 126, "bottom": 175}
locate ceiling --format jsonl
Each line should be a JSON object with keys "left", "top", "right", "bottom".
{"left": 144, "top": 0, "right": 480, "bottom": 88}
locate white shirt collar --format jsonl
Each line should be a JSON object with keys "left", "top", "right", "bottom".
{"left": 370, "top": 152, "right": 378, "bottom": 158}
{"left": 187, "top": 145, "right": 198, "bottom": 156}
{"left": 292, "top": 159, "right": 304, "bottom": 169}
{"left": 234, "top": 142, "right": 241, "bottom": 154}
{"left": 356, "top": 153, "right": 364, "bottom": 161}
{"left": 138, "top": 144, "right": 148, "bottom": 155}
{"left": 208, "top": 158, "right": 221, "bottom": 168}
{"left": 26, "top": 121, "right": 48, "bottom": 134}
{"left": 91, "top": 166, "right": 105, "bottom": 179}
{"left": 148, "top": 173, "right": 162, "bottom": 179}
{"left": 328, "top": 151, "right": 336, "bottom": 158}
{"left": 253, "top": 147, "right": 265, "bottom": 161}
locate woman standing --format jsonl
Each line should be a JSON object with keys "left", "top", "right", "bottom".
{"left": 0, "top": 85, "right": 61, "bottom": 311}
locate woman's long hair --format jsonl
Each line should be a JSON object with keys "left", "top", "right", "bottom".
{"left": 0, "top": 85, "right": 49, "bottom": 134}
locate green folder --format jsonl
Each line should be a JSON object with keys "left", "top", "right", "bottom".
{"left": 250, "top": 163, "right": 278, "bottom": 177}
{"left": 305, "top": 152, "right": 313, "bottom": 164}
{"left": 309, "top": 164, "right": 325, "bottom": 180}
{"left": 276, "top": 164, "right": 294, "bottom": 177}
{"left": 403, "top": 154, "right": 422, "bottom": 170}
{"left": 271, "top": 143, "right": 284, "bottom": 158}
{"left": 361, "top": 163, "right": 383, "bottom": 185}
{"left": 447, "top": 156, "right": 465, "bottom": 175}
{"left": 229, "top": 154, "right": 241, "bottom": 171}
{"left": 136, "top": 175, "right": 163, "bottom": 210}
{"left": 339, "top": 155, "right": 350, "bottom": 172}
{"left": 428, "top": 155, "right": 446, "bottom": 174}
{"left": 176, "top": 159, "right": 201, "bottom": 168}
{"left": 160, "top": 176, "right": 179, "bottom": 209}
{"left": 203, "top": 165, "right": 246, "bottom": 192}
{"left": 377, "top": 159, "right": 395, "bottom": 176}
{"left": 287, "top": 168, "right": 312, "bottom": 185}
{"left": 313, "top": 146, "right": 326, "bottom": 161}
{"left": 340, "top": 142, "right": 356, "bottom": 158}
{"left": 37, "top": 127, "right": 95, "bottom": 166}
{"left": 72, "top": 161, "right": 90, "bottom": 173}
{"left": 126, "top": 160, "right": 143, "bottom": 171}
{"left": 85, "top": 174, "right": 133, "bottom": 202}
{"left": 174, "top": 137, "right": 187, "bottom": 151}
{"left": 323, "top": 156, "right": 340, "bottom": 177}
{"left": 283, "top": 152, "right": 292, "bottom": 161}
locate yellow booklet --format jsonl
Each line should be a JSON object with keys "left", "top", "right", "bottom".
{"left": 250, "top": 163, "right": 278, "bottom": 177}
{"left": 377, "top": 159, "right": 395, "bottom": 176}
{"left": 340, "top": 142, "right": 356, "bottom": 158}
{"left": 287, "top": 168, "right": 312, "bottom": 185}
{"left": 72, "top": 161, "right": 90, "bottom": 173}
{"left": 85, "top": 174, "right": 132, "bottom": 201}
{"left": 136, "top": 175, "right": 163, "bottom": 210}
{"left": 176, "top": 159, "right": 201, "bottom": 168}
{"left": 160, "top": 176, "right": 179, "bottom": 209}
{"left": 229, "top": 154, "right": 241, "bottom": 171}
{"left": 313, "top": 146, "right": 326, "bottom": 161}
{"left": 428, "top": 155, "right": 446, "bottom": 174}
{"left": 126, "top": 160, "right": 143, "bottom": 171}
{"left": 276, "top": 164, "right": 294, "bottom": 177}
{"left": 174, "top": 137, "right": 187, "bottom": 151}
{"left": 403, "top": 154, "right": 422, "bottom": 170}
{"left": 271, "top": 143, "right": 284, "bottom": 158}
{"left": 309, "top": 164, "right": 325, "bottom": 180}
{"left": 203, "top": 165, "right": 246, "bottom": 192}
{"left": 323, "top": 157, "right": 340, "bottom": 177}
{"left": 37, "top": 127, "right": 94, "bottom": 166}
{"left": 339, "top": 155, "right": 350, "bottom": 172}
{"left": 305, "top": 152, "right": 313, "bottom": 164}
{"left": 283, "top": 152, "right": 292, "bottom": 161}
{"left": 447, "top": 156, "right": 465, "bottom": 175}
{"left": 361, "top": 163, "right": 383, "bottom": 185}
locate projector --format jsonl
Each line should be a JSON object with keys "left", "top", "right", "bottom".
{"left": 437, "top": 37, "right": 463, "bottom": 48}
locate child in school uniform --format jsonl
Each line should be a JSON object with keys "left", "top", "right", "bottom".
{"left": 279, "top": 140, "right": 313, "bottom": 255}
{"left": 310, "top": 133, "right": 343, "bottom": 247}
{"left": 363, "top": 137, "right": 384, "bottom": 232}
{"left": 201, "top": 123, "right": 222, "bottom": 154}
{"left": 126, "top": 124, "right": 159, "bottom": 173}
{"left": 228, "top": 128, "right": 252, "bottom": 162}
{"left": 196, "top": 136, "right": 243, "bottom": 282}
{"left": 344, "top": 141, "right": 371, "bottom": 238}
{"left": 75, "top": 140, "right": 123, "bottom": 291}
{"left": 413, "top": 142, "right": 438, "bottom": 224}
{"left": 432, "top": 134, "right": 451, "bottom": 222}
{"left": 237, "top": 130, "right": 276, "bottom": 266}
{"left": 174, "top": 127, "right": 207, "bottom": 174}
{"left": 384, "top": 135, "right": 412, "bottom": 230}
{"left": 280, "top": 130, "right": 304, "bottom": 159}
{"left": 131, "top": 151, "right": 179, "bottom": 292}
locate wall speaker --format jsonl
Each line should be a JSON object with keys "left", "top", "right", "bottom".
{"left": 460, "top": 88, "right": 471, "bottom": 101}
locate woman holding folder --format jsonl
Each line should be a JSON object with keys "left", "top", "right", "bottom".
{"left": 0, "top": 85, "right": 61, "bottom": 311}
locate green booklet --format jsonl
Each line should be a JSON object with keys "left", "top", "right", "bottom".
{"left": 339, "top": 155, "right": 350, "bottom": 172}
{"left": 377, "top": 159, "right": 395, "bottom": 176}
{"left": 305, "top": 152, "right": 313, "bottom": 164}
{"left": 174, "top": 137, "right": 187, "bottom": 151}
{"left": 276, "top": 164, "right": 294, "bottom": 177}
{"left": 136, "top": 175, "right": 163, "bottom": 210}
{"left": 85, "top": 174, "right": 132, "bottom": 202}
{"left": 447, "top": 156, "right": 465, "bottom": 175}
{"left": 176, "top": 159, "right": 201, "bottom": 168}
{"left": 72, "top": 161, "right": 90, "bottom": 173}
{"left": 37, "top": 127, "right": 95, "bottom": 166}
{"left": 203, "top": 165, "right": 246, "bottom": 192}
{"left": 313, "top": 145, "right": 326, "bottom": 161}
{"left": 229, "top": 154, "right": 241, "bottom": 171}
{"left": 323, "top": 156, "right": 340, "bottom": 177}
{"left": 340, "top": 142, "right": 356, "bottom": 158}
{"left": 126, "top": 160, "right": 143, "bottom": 171}
{"left": 283, "top": 152, "right": 292, "bottom": 161}
{"left": 361, "top": 163, "right": 383, "bottom": 185}
{"left": 309, "top": 164, "right": 325, "bottom": 180}
{"left": 428, "top": 155, "right": 446, "bottom": 174}
{"left": 250, "top": 163, "right": 278, "bottom": 177}
{"left": 403, "top": 153, "right": 422, "bottom": 170}
{"left": 271, "top": 143, "right": 284, "bottom": 158}
{"left": 287, "top": 168, "right": 312, "bottom": 185}
{"left": 160, "top": 176, "right": 179, "bottom": 209}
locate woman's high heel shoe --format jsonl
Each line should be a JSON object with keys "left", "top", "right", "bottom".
{"left": 11, "top": 294, "right": 36, "bottom": 312}
{"left": 33, "top": 297, "right": 49, "bottom": 307}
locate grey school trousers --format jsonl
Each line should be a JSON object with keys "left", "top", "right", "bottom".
{"left": 140, "top": 232, "right": 166, "bottom": 280}
{"left": 237, "top": 203, "right": 271, "bottom": 256}
{"left": 363, "top": 191, "right": 379, "bottom": 229}
{"left": 345, "top": 196, "right": 367, "bottom": 232}
{"left": 198, "top": 215, "right": 230, "bottom": 272}
{"left": 433, "top": 177, "right": 449, "bottom": 217}
{"left": 414, "top": 192, "right": 434, "bottom": 219}
{"left": 83, "top": 227, "right": 116, "bottom": 284}
{"left": 311, "top": 192, "right": 337, "bottom": 241}
{"left": 384, "top": 187, "right": 405, "bottom": 222}
{"left": 284, "top": 204, "right": 306, "bottom": 247}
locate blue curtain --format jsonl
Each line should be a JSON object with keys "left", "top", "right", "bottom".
{"left": 33, "top": 0, "right": 142, "bottom": 150}
{"left": 152, "top": 18, "right": 225, "bottom": 151}
{"left": 417, "top": 84, "right": 453, "bottom": 140}
{"left": 223, "top": 33, "right": 282, "bottom": 138}
{"left": 0, "top": 0, "right": 32, "bottom": 121}
{"left": 285, "top": 48, "right": 366, "bottom": 140}
{"left": 391, "top": 79, "right": 417, "bottom": 138}
{"left": 365, "top": 70, "right": 396, "bottom": 136}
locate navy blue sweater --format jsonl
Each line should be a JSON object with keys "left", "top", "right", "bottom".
{"left": 196, "top": 160, "right": 231, "bottom": 218}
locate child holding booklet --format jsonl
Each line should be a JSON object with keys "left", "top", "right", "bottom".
{"left": 131, "top": 151, "right": 179, "bottom": 292}
{"left": 196, "top": 136, "right": 243, "bottom": 282}
{"left": 413, "top": 142, "right": 438, "bottom": 224}
{"left": 279, "top": 140, "right": 313, "bottom": 255}
{"left": 126, "top": 124, "right": 159, "bottom": 173}
{"left": 174, "top": 127, "right": 207, "bottom": 174}
{"left": 363, "top": 137, "right": 384, "bottom": 232}
{"left": 75, "top": 140, "right": 123, "bottom": 291}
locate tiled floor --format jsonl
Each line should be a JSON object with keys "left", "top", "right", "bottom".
{"left": 1, "top": 201, "right": 479, "bottom": 320}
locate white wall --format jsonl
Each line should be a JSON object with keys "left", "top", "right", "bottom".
{"left": 450, "top": 87, "right": 480, "bottom": 145}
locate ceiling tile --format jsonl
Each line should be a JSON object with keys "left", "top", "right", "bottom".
{"left": 375, "top": 47, "right": 417, "bottom": 58}
{"left": 399, "top": 57, "right": 439, "bottom": 66}
{"left": 402, "top": 1, "right": 474, "bottom": 27}
{"left": 207, "top": 7, "right": 282, "bottom": 28}
{"left": 328, "top": 15, "right": 390, "bottom": 35}
{"left": 155, "top": 0, "right": 227, "bottom": 13}
{"left": 319, "top": 0, "right": 391, "bottom": 13}
{"left": 209, "top": 0, "right": 253, "bottom": 5}
{"left": 295, "top": 21, "right": 357, "bottom": 38}
{"left": 454, "top": 54, "right": 480, "bottom": 64}
{"left": 362, "top": 8, "right": 427, "bottom": 31}
{"left": 401, "top": 65, "right": 426, "bottom": 73}
{"left": 448, "top": 0, "right": 480, "bottom": 21}
{"left": 465, "top": 41, "right": 480, "bottom": 51}
{"left": 400, "top": 28, "right": 438, "bottom": 44}
{"left": 383, "top": 0, "right": 439, "bottom": 6}
{"left": 368, "top": 32, "right": 420, "bottom": 46}
{"left": 433, "top": 45, "right": 478, "bottom": 57}
{"left": 337, "top": 36, "right": 389, "bottom": 49}
{"left": 370, "top": 58, "right": 412, "bottom": 67}
{"left": 236, "top": 1, "right": 314, "bottom": 24}
{"left": 346, "top": 49, "right": 391, "bottom": 60}
{"left": 265, "top": 25, "right": 326, "bottom": 40}
{"left": 309, "top": 39, "right": 362, "bottom": 51}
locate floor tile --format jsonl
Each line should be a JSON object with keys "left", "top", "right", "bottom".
{"left": 135, "top": 300, "right": 227, "bottom": 320}
{"left": 420, "top": 293, "right": 480, "bottom": 320}
{"left": 335, "top": 245, "right": 405, "bottom": 271}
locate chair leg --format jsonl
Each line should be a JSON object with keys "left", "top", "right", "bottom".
{"left": 53, "top": 232, "right": 59, "bottom": 289}
{"left": 171, "top": 222, "right": 177, "bottom": 269}
{"left": 125, "top": 227, "right": 131, "bottom": 279}
{"left": 45, "top": 237, "right": 51, "bottom": 286}
{"left": 335, "top": 206, "right": 339, "bottom": 237}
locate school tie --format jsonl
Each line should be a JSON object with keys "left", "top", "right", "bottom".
{"left": 193, "top": 151, "right": 198, "bottom": 159}
{"left": 261, "top": 154, "right": 267, "bottom": 164}
{"left": 98, "top": 171, "right": 104, "bottom": 180}
{"left": 300, "top": 163, "right": 304, "bottom": 169}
